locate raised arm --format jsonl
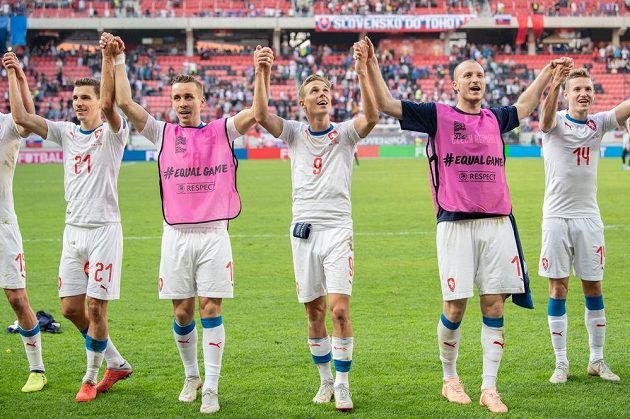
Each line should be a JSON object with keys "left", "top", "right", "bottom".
{"left": 3, "top": 53, "right": 48, "bottom": 139}
{"left": 540, "top": 64, "right": 570, "bottom": 133}
{"left": 613, "top": 100, "right": 630, "bottom": 126}
{"left": 515, "top": 57, "right": 573, "bottom": 120}
{"left": 100, "top": 32, "right": 122, "bottom": 132}
{"left": 104, "top": 35, "right": 150, "bottom": 133}
{"left": 353, "top": 38, "right": 379, "bottom": 138}
{"left": 252, "top": 45, "right": 284, "bottom": 137}
{"left": 364, "top": 36, "right": 402, "bottom": 120}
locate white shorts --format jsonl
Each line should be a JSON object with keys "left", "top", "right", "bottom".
{"left": 158, "top": 227, "right": 234, "bottom": 299}
{"left": 0, "top": 223, "right": 26, "bottom": 289}
{"left": 436, "top": 216, "right": 525, "bottom": 300}
{"left": 291, "top": 226, "right": 354, "bottom": 303}
{"left": 58, "top": 224, "right": 123, "bottom": 300}
{"left": 539, "top": 217, "right": 605, "bottom": 281}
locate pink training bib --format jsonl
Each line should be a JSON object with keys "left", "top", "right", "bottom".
{"left": 429, "top": 103, "right": 512, "bottom": 217}
{"left": 158, "top": 119, "right": 241, "bottom": 225}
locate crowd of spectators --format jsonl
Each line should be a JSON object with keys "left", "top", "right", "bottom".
{"left": 3, "top": 37, "right": 628, "bottom": 144}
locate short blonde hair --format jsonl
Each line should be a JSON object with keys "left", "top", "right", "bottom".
{"left": 170, "top": 74, "right": 204, "bottom": 95}
{"left": 299, "top": 75, "right": 332, "bottom": 99}
{"left": 564, "top": 68, "right": 592, "bottom": 89}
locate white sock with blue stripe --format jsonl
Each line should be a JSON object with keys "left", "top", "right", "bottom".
{"left": 201, "top": 316, "right": 224, "bottom": 393}
{"left": 308, "top": 336, "right": 333, "bottom": 383}
{"left": 585, "top": 296, "right": 606, "bottom": 363}
{"left": 83, "top": 336, "right": 108, "bottom": 384}
{"left": 437, "top": 314, "right": 461, "bottom": 380}
{"left": 548, "top": 297, "right": 568, "bottom": 365}
{"left": 481, "top": 317, "right": 504, "bottom": 390}
{"left": 332, "top": 337, "right": 353, "bottom": 387}
{"left": 81, "top": 327, "right": 126, "bottom": 369}
{"left": 18, "top": 323, "right": 45, "bottom": 372}
{"left": 174, "top": 320, "right": 199, "bottom": 378}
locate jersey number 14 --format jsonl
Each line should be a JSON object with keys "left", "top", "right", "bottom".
{"left": 572, "top": 147, "right": 590, "bottom": 166}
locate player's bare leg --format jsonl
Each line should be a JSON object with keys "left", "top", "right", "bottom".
{"left": 439, "top": 298, "right": 471, "bottom": 405}
{"left": 172, "top": 298, "right": 202, "bottom": 402}
{"left": 75, "top": 298, "right": 109, "bottom": 402}
{"left": 5, "top": 288, "right": 47, "bottom": 392}
{"left": 548, "top": 278, "right": 569, "bottom": 383}
{"left": 305, "top": 296, "right": 334, "bottom": 404}
{"left": 62, "top": 294, "right": 132, "bottom": 395}
{"left": 329, "top": 293, "right": 353, "bottom": 411}
{"left": 582, "top": 280, "right": 619, "bottom": 382}
{"left": 479, "top": 294, "right": 508, "bottom": 413}
{"left": 198, "top": 297, "right": 224, "bottom": 414}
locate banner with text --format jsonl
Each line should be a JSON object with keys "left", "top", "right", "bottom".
{"left": 315, "top": 14, "right": 475, "bottom": 32}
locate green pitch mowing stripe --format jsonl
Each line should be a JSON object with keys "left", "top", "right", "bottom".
{"left": 1, "top": 159, "right": 628, "bottom": 418}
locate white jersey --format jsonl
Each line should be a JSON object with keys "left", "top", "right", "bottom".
{"left": 623, "top": 131, "right": 630, "bottom": 149}
{"left": 45, "top": 119, "right": 129, "bottom": 227}
{"left": 0, "top": 114, "right": 24, "bottom": 224}
{"left": 140, "top": 115, "right": 241, "bottom": 230}
{"left": 279, "top": 119, "right": 361, "bottom": 230}
{"left": 542, "top": 110, "right": 617, "bottom": 218}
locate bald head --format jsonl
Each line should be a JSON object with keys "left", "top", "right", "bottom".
{"left": 453, "top": 60, "right": 484, "bottom": 81}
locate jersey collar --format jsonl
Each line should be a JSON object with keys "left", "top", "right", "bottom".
{"left": 79, "top": 123, "right": 103, "bottom": 135}
{"left": 307, "top": 124, "right": 334, "bottom": 136}
{"left": 565, "top": 113, "right": 587, "bottom": 124}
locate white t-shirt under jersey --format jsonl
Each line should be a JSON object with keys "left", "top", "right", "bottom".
{"left": 46, "top": 119, "right": 129, "bottom": 227}
{"left": 542, "top": 110, "right": 617, "bottom": 218}
{"left": 0, "top": 114, "right": 23, "bottom": 224}
{"left": 140, "top": 115, "right": 241, "bottom": 230}
{"left": 279, "top": 119, "right": 361, "bottom": 230}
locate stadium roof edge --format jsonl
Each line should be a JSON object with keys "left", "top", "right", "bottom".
{"left": 25, "top": 16, "right": 626, "bottom": 31}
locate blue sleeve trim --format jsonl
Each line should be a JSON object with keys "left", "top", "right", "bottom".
{"left": 17, "top": 323, "right": 40, "bottom": 338}
{"left": 312, "top": 352, "right": 332, "bottom": 364}
{"left": 440, "top": 313, "right": 462, "bottom": 330}
{"left": 585, "top": 295, "right": 604, "bottom": 311}
{"left": 201, "top": 315, "right": 223, "bottom": 329}
{"left": 334, "top": 359, "right": 352, "bottom": 373}
{"left": 85, "top": 336, "right": 108, "bottom": 352}
{"left": 482, "top": 316, "right": 504, "bottom": 328}
{"left": 548, "top": 298, "right": 567, "bottom": 316}
{"left": 173, "top": 320, "right": 196, "bottom": 335}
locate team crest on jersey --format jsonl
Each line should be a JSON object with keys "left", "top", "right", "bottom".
{"left": 91, "top": 128, "right": 103, "bottom": 146}
{"left": 586, "top": 120, "right": 597, "bottom": 131}
{"left": 328, "top": 130, "right": 339, "bottom": 144}
{"left": 175, "top": 135, "right": 187, "bottom": 153}
{"left": 542, "top": 257, "right": 549, "bottom": 271}
{"left": 447, "top": 277, "right": 456, "bottom": 292}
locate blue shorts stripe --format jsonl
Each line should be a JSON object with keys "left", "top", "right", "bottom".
{"left": 85, "top": 336, "right": 108, "bottom": 352}
{"left": 482, "top": 316, "right": 504, "bottom": 328}
{"left": 201, "top": 315, "right": 223, "bottom": 329}
{"left": 440, "top": 313, "right": 461, "bottom": 330}
{"left": 585, "top": 295, "right": 604, "bottom": 311}
{"left": 312, "top": 353, "right": 332, "bottom": 364}
{"left": 548, "top": 298, "right": 567, "bottom": 316}
{"left": 334, "top": 359, "right": 352, "bottom": 373}
{"left": 173, "top": 320, "right": 195, "bottom": 335}
{"left": 17, "top": 323, "right": 40, "bottom": 338}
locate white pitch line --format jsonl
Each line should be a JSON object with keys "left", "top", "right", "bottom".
{"left": 21, "top": 225, "right": 630, "bottom": 243}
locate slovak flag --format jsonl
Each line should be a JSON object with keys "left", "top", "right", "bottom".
{"left": 495, "top": 14, "right": 512, "bottom": 25}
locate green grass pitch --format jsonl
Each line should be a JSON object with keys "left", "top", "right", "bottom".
{"left": 1, "top": 158, "right": 629, "bottom": 418}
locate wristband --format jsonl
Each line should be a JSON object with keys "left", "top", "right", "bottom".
{"left": 114, "top": 53, "right": 125, "bottom": 66}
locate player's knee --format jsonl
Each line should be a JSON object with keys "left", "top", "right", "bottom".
{"left": 86, "top": 298, "right": 107, "bottom": 320}
{"left": 61, "top": 303, "right": 83, "bottom": 320}
{"left": 330, "top": 305, "right": 350, "bottom": 326}
{"left": 549, "top": 279, "right": 569, "bottom": 298}
{"left": 6, "top": 291, "right": 29, "bottom": 314}
{"left": 582, "top": 280, "right": 601, "bottom": 297}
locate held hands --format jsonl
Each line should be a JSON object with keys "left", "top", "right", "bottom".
{"left": 353, "top": 39, "right": 369, "bottom": 72}
{"left": 551, "top": 62, "right": 571, "bottom": 87}
{"left": 254, "top": 45, "right": 274, "bottom": 74}
{"left": 99, "top": 32, "right": 125, "bottom": 58}
{"left": 549, "top": 57, "right": 573, "bottom": 70}
{"left": 2, "top": 52, "right": 24, "bottom": 78}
